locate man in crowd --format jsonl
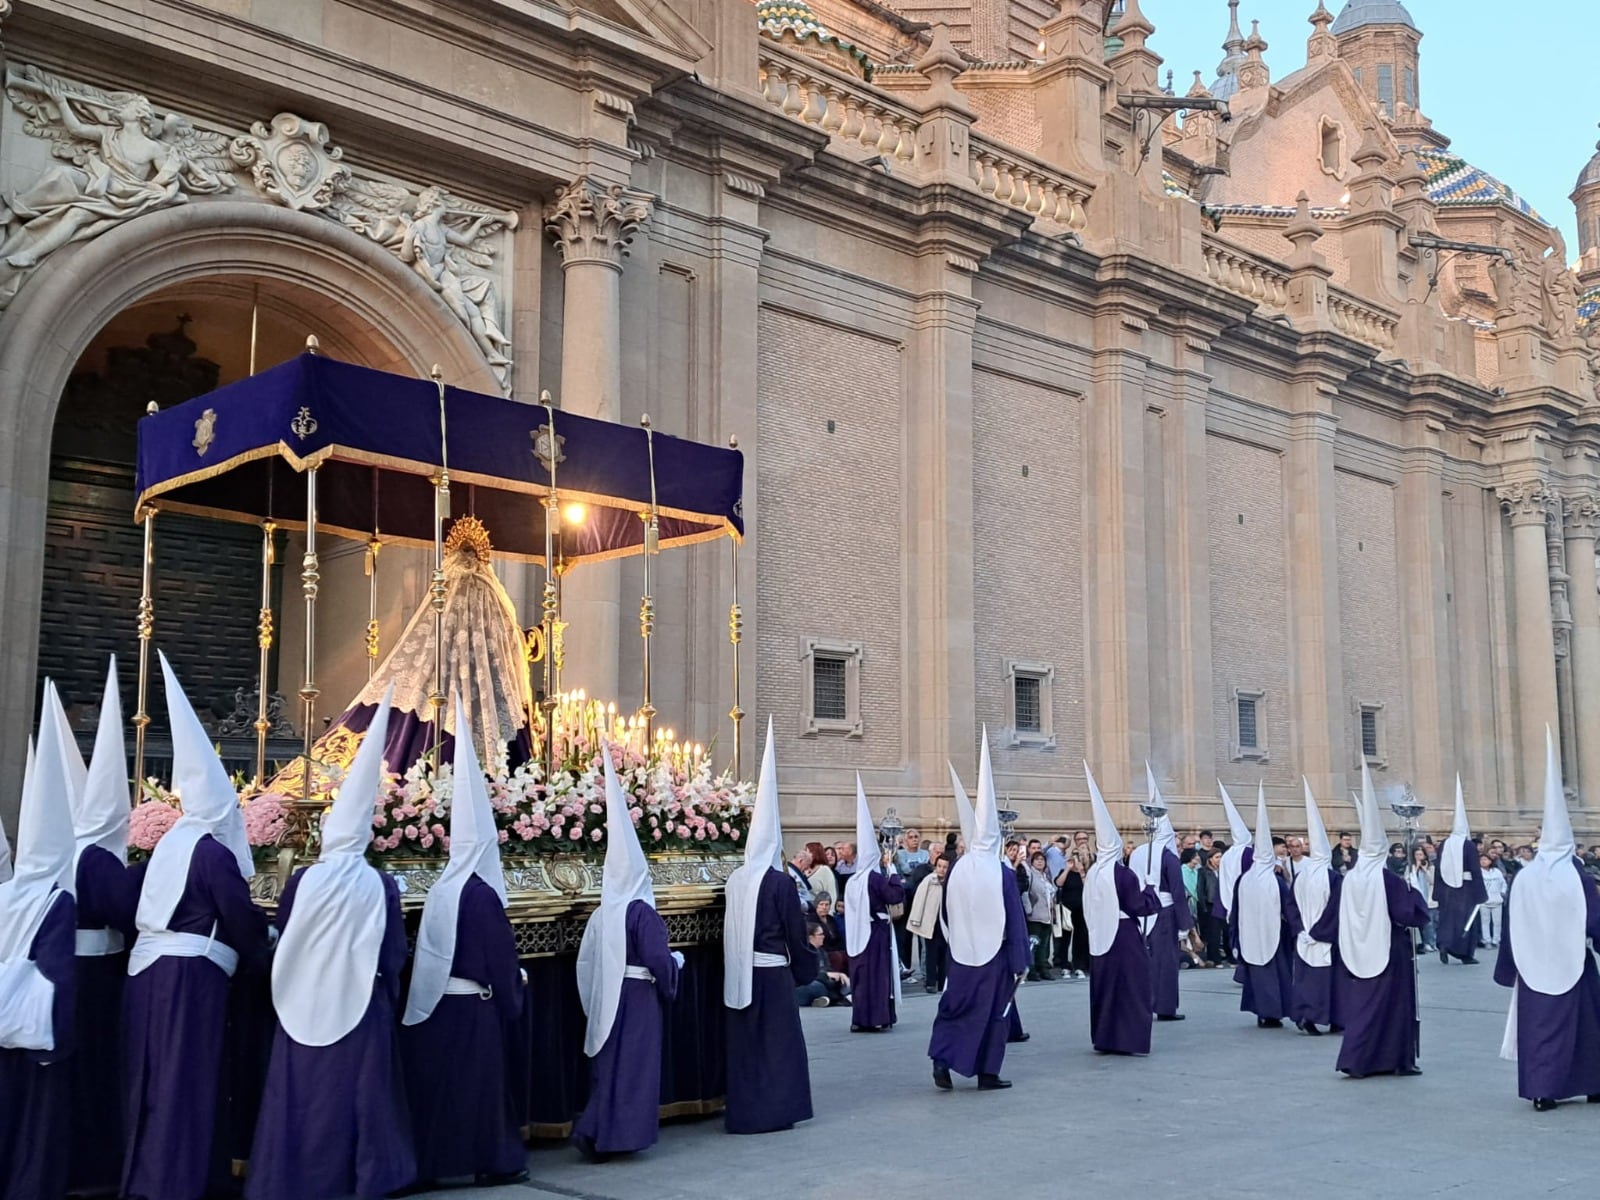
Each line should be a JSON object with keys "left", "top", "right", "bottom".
{"left": 796, "top": 922, "right": 850, "bottom": 1008}
{"left": 1331, "top": 831, "right": 1358, "bottom": 875}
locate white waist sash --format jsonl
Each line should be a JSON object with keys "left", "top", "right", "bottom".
{"left": 75, "top": 928, "right": 126, "bottom": 957}
{"left": 753, "top": 952, "right": 789, "bottom": 968}
{"left": 443, "top": 976, "right": 492, "bottom": 999}
{"left": 128, "top": 929, "right": 239, "bottom": 978}
{"left": 623, "top": 965, "right": 656, "bottom": 983}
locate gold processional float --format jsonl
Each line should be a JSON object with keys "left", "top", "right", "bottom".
{"left": 130, "top": 340, "right": 750, "bottom": 1128}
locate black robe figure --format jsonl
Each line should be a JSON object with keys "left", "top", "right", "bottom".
{"left": 1231, "top": 789, "right": 1295, "bottom": 1027}
{"left": 725, "top": 869, "right": 814, "bottom": 1131}
{"left": 1434, "top": 780, "right": 1487, "bottom": 965}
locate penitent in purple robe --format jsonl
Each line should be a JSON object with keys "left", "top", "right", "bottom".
{"left": 0, "top": 890, "right": 76, "bottom": 1200}
{"left": 247, "top": 868, "right": 415, "bottom": 1200}
{"left": 1143, "top": 849, "right": 1194, "bottom": 1017}
{"left": 1308, "top": 869, "right": 1428, "bottom": 1077}
{"left": 68, "top": 845, "right": 140, "bottom": 1195}
{"left": 1229, "top": 874, "right": 1294, "bottom": 1021}
{"left": 573, "top": 899, "right": 680, "bottom": 1155}
{"left": 847, "top": 871, "right": 905, "bottom": 1031}
{"left": 1434, "top": 839, "right": 1488, "bottom": 963}
{"left": 725, "top": 868, "right": 814, "bottom": 1134}
{"left": 404, "top": 876, "right": 527, "bottom": 1180}
{"left": 928, "top": 872, "right": 1029, "bottom": 1078}
{"left": 122, "top": 835, "right": 269, "bottom": 1200}
{"left": 1090, "top": 865, "right": 1162, "bottom": 1055}
{"left": 1493, "top": 864, "right": 1600, "bottom": 1101}
{"left": 1287, "top": 870, "right": 1341, "bottom": 1028}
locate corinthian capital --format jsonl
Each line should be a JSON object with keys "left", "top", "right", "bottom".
{"left": 1497, "top": 480, "right": 1554, "bottom": 526}
{"left": 1563, "top": 492, "right": 1600, "bottom": 538}
{"left": 544, "top": 176, "right": 653, "bottom": 268}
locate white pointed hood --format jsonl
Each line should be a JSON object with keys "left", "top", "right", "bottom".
{"left": 136, "top": 654, "right": 254, "bottom": 934}
{"left": 0, "top": 804, "right": 11, "bottom": 885}
{"left": 1439, "top": 775, "right": 1471, "bottom": 889}
{"left": 0, "top": 695, "right": 77, "bottom": 966}
{"left": 272, "top": 685, "right": 393, "bottom": 1047}
{"left": 844, "top": 776, "right": 880, "bottom": 958}
{"left": 1294, "top": 778, "right": 1334, "bottom": 968}
{"left": 578, "top": 742, "right": 656, "bottom": 1056}
{"left": 1127, "top": 764, "right": 1170, "bottom": 888}
{"left": 1510, "top": 728, "right": 1588, "bottom": 995}
{"left": 1338, "top": 761, "right": 1392, "bottom": 979}
{"left": 723, "top": 718, "right": 784, "bottom": 1009}
{"left": 44, "top": 682, "right": 87, "bottom": 813}
{"left": 1238, "top": 783, "right": 1282, "bottom": 965}
{"left": 404, "top": 694, "right": 509, "bottom": 1025}
{"left": 1083, "top": 762, "right": 1124, "bottom": 956}
{"left": 1217, "top": 782, "right": 1251, "bottom": 918}
{"left": 75, "top": 657, "right": 129, "bottom": 866}
{"left": 945, "top": 730, "right": 1006, "bottom": 967}
{"left": 948, "top": 763, "right": 975, "bottom": 849}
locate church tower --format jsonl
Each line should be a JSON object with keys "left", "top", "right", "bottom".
{"left": 1330, "top": 0, "right": 1420, "bottom": 120}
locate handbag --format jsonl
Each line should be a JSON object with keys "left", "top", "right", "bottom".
{"left": 1052, "top": 904, "right": 1073, "bottom": 937}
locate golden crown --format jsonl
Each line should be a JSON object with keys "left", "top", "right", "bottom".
{"left": 443, "top": 515, "right": 493, "bottom": 560}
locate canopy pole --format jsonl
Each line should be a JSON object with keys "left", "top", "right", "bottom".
{"left": 252, "top": 520, "right": 276, "bottom": 786}
{"left": 639, "top": 414, "right": 659, "bottom": 748}
{"left": 429, "top": 366, "right": 450, "bottom": 769}
{"left": 132, "top": 495, "right": 157, "bottom": 799}
{"left": 298, "top": 468, "right": 321, "bottom": 769}
{"left": 535, "top": 392, "right": 561, "bottom": 777}
{"left": 365, "top": 536, "right": 382, "bottom": 680}
{"left": 727, "top": 437, "right": 744, "bottom": 780}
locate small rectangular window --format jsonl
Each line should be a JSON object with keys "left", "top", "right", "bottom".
{"left": 1402, "top": 68, "right": 1416, "bottom": 109}
{"left": 1014, "top": 676, "right": 1042, "bottom": 734}
{"left": 1237, "top": 697, "right": 1258, "bottom": 749}
{"left": 1004, "top": 660, "right": 1055, "bottom": 748}
{"left": 1357, "top": 700, "right": 1387, "bottom": 767}
{"left": 1377, "top": 64, "right": 1394, "bottom": 115}
{"left": 1230, "top": 687, "right": 1268, "bottom": 762}
{"left": 812, "top": 656, "right": 848, "bottom": 722}
{"left": 1360, "top": 709, "right": 1378, "bottom": 758}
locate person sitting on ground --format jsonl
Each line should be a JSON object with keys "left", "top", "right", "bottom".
{"left": 795, "top": 921, "right": 851, "bottom": 1008}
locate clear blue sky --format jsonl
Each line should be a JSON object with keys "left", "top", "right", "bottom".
{"left": 1144, "top": 0, "right": 1596, "bottom": 257}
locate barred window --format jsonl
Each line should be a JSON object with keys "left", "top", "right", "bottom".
{"left": 1237, "top": 697, "right": 1259, "bottom": 750}
{"left": 1360, "top": 709, "right": 1379, "bottom": 759}
{"left": 812, "top": 655, "right": 848, "bottom": 722}
{"left": 1014, "top": 675, "right": 1042, "bottom": 734}
{"left": 1231, "top": 687, "right": 1267, "bottom": 762}
{"left": 801, "top": 638, "right": 862, "bottom": 737}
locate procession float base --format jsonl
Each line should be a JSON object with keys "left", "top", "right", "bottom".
{"left": 246, "top": 852, "right": 738, "bottom": 1140}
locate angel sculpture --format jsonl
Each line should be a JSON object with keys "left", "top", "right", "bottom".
{"left": 400, "top": 187, "right": 516, "bottom": 388}
{"left": 0, "top": 65, "right": 234, "bottom": 304}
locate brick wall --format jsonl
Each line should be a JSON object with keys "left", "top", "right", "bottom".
{"left": 756, "top": 307, "right": 904, "bottom": 767}
{"left": 1206, "top": 434, "right": 1294, "bottom": 786}
{"left": 972, "top": 367, "right": 1085, "bottom": 770}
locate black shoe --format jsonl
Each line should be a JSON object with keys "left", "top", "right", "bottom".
{"left": 1459, "top": 957, "right": 1479, "bottom": 965}
{"left": 1329, "top": 1024, "right": 1344, "bottom": 1034}
{"left": 1297, "top": 1021, "right": 1323, "bottom": 1036}
{"left": 925, "top": 984, "right": 938, "bottom": 994}
{"left": 1341, "top": 1070, "right": 1367, "bottom": 1079}
{"left": 387, "top": 1184, "right": 435, "bottom": 1198}
{"left": 1156, "top": 1013, "right": 1186, "bottom": 1022}
{"left": 475, "top": 1170, "right": 530, "bottom": 1188}
{"left": 1440, "top": 949, "right": 1448, "bottom": 965}
{"left": 978, "top": 1074, "right": 1013, "bottom": 1090}
{"left": 1396, "top": 1066, "right": 1423, "bottom": 1077}
{"left": 1535, "top": 1097, "right": 1559, "bottom": 1112}
{"left": 1007, "top": 1031, "right": 1031, "bottom": 1044}
{"left": 573, "top": 1134, "right": 609, "bottom": 1163}
{"left": 1257, "top": 1017, "right": 1285, "bottom": 1028}
{"left": 932, "top": 1063, "right": 953, "bottom": 1090}
{"left": 1587, "top": 1094, "right": 1600, "bottom": 1103}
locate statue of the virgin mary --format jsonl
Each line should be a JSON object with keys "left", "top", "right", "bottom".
{"left": 273, "top": 515, "right": 535, "bottom": 795}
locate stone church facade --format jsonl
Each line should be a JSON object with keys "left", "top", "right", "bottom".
{"left": 2, "top": 0, "right": 1598, "bottom": 837}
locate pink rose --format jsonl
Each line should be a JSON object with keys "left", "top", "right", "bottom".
{"left": 569, "top": 825, "right": 584, "bottom": 840}
{"left": 653, "top": 828, "right": 664, "bottom": 841}
{"left": 730, "top": 829, "right": 740, "bottom": 841}
{"left": 404, "top": 825, "right": 418, "bottom": 840}
{"left": 420, "top": 834, "right": 435, "bottom": 849}
{"left": 590, "top": 828, "right": 604, "bottom": 842}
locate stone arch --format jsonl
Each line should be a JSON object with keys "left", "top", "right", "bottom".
{"left": 0, "top": 199, "right": 499, "bottom": 811}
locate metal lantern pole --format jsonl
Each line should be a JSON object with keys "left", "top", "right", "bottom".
{"left": 727, "top": 435, "right": 744, "bottom": 779}
{"left": 298, "top": 467, "right": 321, "bottom": 768}
{"left": 429, "top": 366, "right": 450, "bottom": 768}
{"left": 639, "top": 414, "right": 659, "bottom": 746}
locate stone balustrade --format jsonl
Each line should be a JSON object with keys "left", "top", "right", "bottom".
{"left": 967, "top": 140, "right": 1090, "bottom": 233}
{"left": 1327, "top": 287, "right": 1398, "bottom": 351}
{"left": 1201, "top": 237, "right": 1289, "bottom": 310}
{"left": 758, "top": 50, "right": 919, "bottom": 167}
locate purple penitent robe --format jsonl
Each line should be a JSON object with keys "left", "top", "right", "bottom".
{"left": 572, "top": 899, "right": 680, "bottom": 1155}
{"left": 1288, "top": 870, "right": 1341, "bottom": 1028}
{"left": 725, "top": 868, "right": 814, "bottom": 1134}
{"left": 928, "top": 872, "right": 1030, "bottom": 1078}
{"left": 0, "top": 889, "right": 76, "bottom": 1200}
{"left": 246, "top": 869, "right": 415, "bottom": 1200}
{"left": 1144, "top": 849, "right": 1194, "bottom": 1017}
{"left": 1090, "top": 865, "right": 1162, "bottom": 1055}
{"left": 68, "top": 845, "right": 140, "bottom": 1194}
{"left": 122, "top": 835, "right": 270, "bottom": 1200}
{"left": 1308, "top": 869, "right": 1428, "bottom": 1077}
{"left": 1435, "top": 839, "right": 1488, "bottom": 963}
{"left": 1229, "top": 873, "right": 1295, "bottom": 1022}
{"left": 847, "top": 871, "right": 905, "bottom": 1031}
{"left": 404, "top": 875, "right": 527, "bottom": 1181}
{"left": 1494, "top": 861, "right": 1600, "bottom": 1102}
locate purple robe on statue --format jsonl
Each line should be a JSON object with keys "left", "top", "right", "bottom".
{"left": 1287, "top": 870, "right": 1341, "bottom": 1028}
{"left": 246, "top": 869, "right": 415, "bottom": 1200}
{"left": 1308, "top": 869, "right": 1428, "bottom": 1077}
{"left": 1229, "top": 874, "right": 1294, "bottom": 1021}
{"left": 847, "top": 871, "right": 905, "bottom": 1031}
{"left": 404, "top": 876, "right": 527, "bottom": 1180}
{"left": 1143, "top": 849, "right": 1193, "bottom": 1017}
{"left": 68, "top": 846, "right": 140, "bottom": 1194}
{"left": 725, "top": 868, "right": 814, "bottom": 1134}
{"left": 122, "top": 835, "right": 270, "bottom": 1200}
{"left": 1493, "top": 864, "right": 1600, "bottom": 1101}
{"left": 573, "top": 899, "right": 680, "bottom": 1155}
{"left": 0, "top": 890, "right": 75, "bottom": 1200}
{"left": 928, "top": 873, "right": 1029, "bottom": 1078}
{"left": 1435, "top": 839, "right": 1488, "bottom": 962}
{"left": 1090, "top": 865, "right": 1162, "bottom": 1055}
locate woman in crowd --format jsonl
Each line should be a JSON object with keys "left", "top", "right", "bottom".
{"left": 1407, "top": 846, "right": 1437, "bottom": 953}
{"left": 814, "top": 895, "right": 847, "bottom": 969}
{"left": 805, "top": 842, "right": 838, "bottom": 908}
{"left": 1481, "top": 852, "right": 1507, "bottom": 948}
{"left": 1021, "top": 850, "right": 1056, "bottom": 981}
{"left": 1057, "top": 849, "right": 1091, "bottom": 979}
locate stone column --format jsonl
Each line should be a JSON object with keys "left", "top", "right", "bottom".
{"left": 1563, "top": 493, "right": 1600, "bottom": 804}
{"left": 1397, "top": 430, "right": 1452, "bottom": 806}
{"left": 1498, "top": 481, "right": 1561, "bottom": 799}
{"left": 544, "top": 177, "right": 653, "bottom": 703}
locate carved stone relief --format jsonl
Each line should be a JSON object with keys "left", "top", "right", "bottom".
{"left": 0, "top": 65, "right": 518, "bottom": 392}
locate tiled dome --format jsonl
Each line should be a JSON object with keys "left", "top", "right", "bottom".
{"left": 1409, "top": 146, "right": 1543, "bottom": 222}
{"left": 756, "top": 0, "right": 873, "bottom": 77}
{"left": 1330, "top": 0, "right": 1417, "bottom": 34}
{"left": 1576, "top": 145, "right": 1600, "bottom": 193}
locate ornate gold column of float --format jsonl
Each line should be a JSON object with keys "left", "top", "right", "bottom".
{"left": 1562, "top": 492, "right": 1600, "bottom": 804}
{"left": 543, "top": 178, "right": 654, "bottom": 703}
{"left": 1497, "top": 481, "right": 1562, "bottom": 801}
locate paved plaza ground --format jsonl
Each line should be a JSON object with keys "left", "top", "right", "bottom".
{"left": 446, "top": 955, "right": 1586, "bottom": 1200}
